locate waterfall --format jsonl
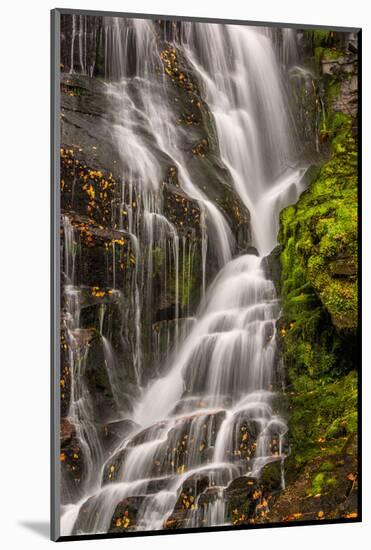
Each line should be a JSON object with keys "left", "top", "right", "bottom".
{"left": 60, "top": 17, "right": 309, "bottom": 535}
{"left": 183, "top": 23, "right": 306, "bottom": 255}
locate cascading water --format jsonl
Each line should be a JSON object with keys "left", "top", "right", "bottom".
{"left": 183, "top": 24, "right": 306, "bottom": 255}
{"left": 60, "top": 18, "right": 309, "bottom": 535}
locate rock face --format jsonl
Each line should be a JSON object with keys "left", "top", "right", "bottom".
{"left": 292, "top": 30, "right": 358, "bottom": 153}
{"left": 274, "top": 30, "right": 358, "bottom": 519}
{"left": 262, "top": 245, "right": 282, "bottom": 292}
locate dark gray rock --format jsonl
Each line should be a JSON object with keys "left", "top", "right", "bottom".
{"left": 262, "top": 245, "right": 282, "bottom": 292}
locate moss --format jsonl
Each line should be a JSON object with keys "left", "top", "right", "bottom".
{"left": 179, "top": 251, "right": 199, "bottom": 308}
{"left": 167, "top": 244, "right": 201, "bottom": 310}
{"left": 259, "top": 460, "right": 282, "bottom": 491}
{"left": 320, "top": 461, "right": 335, "bottom": 472}
{"left": 305, "top": 30, "right": 332, "bottom": 48}
{"left": 278, "top": 51, "right": 358, "bottom": 481}
{"left": 308, "top": 471, "right": 338, "bottom": 497}
{"left": 287, "top": 371, "right": 358, "bottom": 473}
{"left": 279, "top": 115, "right": 357, "bottom": 332}
{"left": 152, "top": 246, "right": 165, "bottom": 276}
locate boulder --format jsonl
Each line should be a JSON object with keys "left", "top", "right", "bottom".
{"left": 259, "top": 459, "right": 283, "bottom": 492}
{"left": 164, "top": 473, "right": 209, "bottom": 529}
{"left": 262, "top": 245, "right": 282, "bottom": 292}
{"left": 108, "top": 497, "right": 146, "bottom": 533}
{"left": 60, "top": 419, "right": 86, "bottom": 505}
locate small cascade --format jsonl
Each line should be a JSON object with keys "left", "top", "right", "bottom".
{"left": 61, "top": 220, "right": 104, "bottom": 499}
{"left": 68, "top": 13, "right": 99, "bottom": 76}
{"left": 66, "top": 256, "right": 288, "bottom": 534}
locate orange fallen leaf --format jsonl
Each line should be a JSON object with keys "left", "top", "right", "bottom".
{"left": 318, "top": 511, "right": 324, "bottom": 519}
{"left": 344, "top": 512, "right": 358, "bottom": 519}
{"left": 347, "top": 473, "right": 356, "bottom": 481}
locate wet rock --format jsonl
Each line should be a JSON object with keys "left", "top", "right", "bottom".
{"left": 60, "top": 419, "right": 86, "bottom": 505}
{"left": 60, "top": 328, "right": 71, "bottom": 418}
{"left": 163, "top": 183, "right": 202, "bottom": 237}
{"left": 329, "top": 257, "right": 357, "bottom": 278}
{"left": 198, "top": 486, "right": 222, "bottom": 507}
{"left": 245, "top": 246, "right": 260, "bottom": 256}
{"left": 128, "top": 421, "right": 169, "bottom": 448}
{"left": 61, "top": 211, "right": 133, "bottom": 289}
{"left": 78, "top": 291, "right": 124, "bottom": 333}
{"left": 150, "top": 318, "right": 196, "bottom": 378}
{"left": 171, "top": 396, "right": 232, "bottom": 416}
{"left": 72, "top": 495, "right": 98, "bottom": 534}
{"left": 60, "top": 15, "right": 104, "bottom": 76}
{"left": 164, "top": 473, "right": 209, "bottom": 529}
{"left": 61, "top": 418, "right": 76, "bottom": 447}
{"left": 102, "top": 447, "right": 128, "bottom": 485}
{"left": 111, "top": 410, "right": 227, "bottom": 480}
{"left": 83, "top": 335, "right": 133, "bottom": 422}
{"left": 181, "top": 473, "right": 210, "bottom": 496}
{"left": 225, "top": 475, "right": 260, "bottom": 523}
{"left": 163, "top": 509, "right": 191, "bottom": 530}
{"left": 155, "top": 303, "right": 178, "bottom": 323}
{"left": 160, "top": 410, "right": 226, "bottom": 474}
{"left": 259, "top": 459, "right": 283, "bottom": 492}
{"left": 108, "top": 497, "right": 145, "bottom": 533}
{"left": 262, "top": 245, "right": 282, "bottom": 292}
{"left": 99, "top": 419, "right": 137, "bottom": 455}
{"left": 145, "top": 477, "right": 174, "bottom": 494}
{"left": 225, "top": 475, "right": 257, "bottom": 498}
{"left": 223, "top": 417, "right": 260, "bottom": 463}
{"left": 61, "top": 74, "right": 123, "bottom": 178}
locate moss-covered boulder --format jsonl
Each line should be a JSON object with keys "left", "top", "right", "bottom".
{"left": 224, "top": 476, "right": 261, "bottom": 525}
{"left": 259, "top": 460, "right": 283, "bottom": 492}
{"left": 108, "top": 497, "right": 145, "bottom": 533}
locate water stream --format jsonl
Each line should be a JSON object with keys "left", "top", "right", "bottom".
{"left": 61, "top": 18, "right": 308, "bottom": 535}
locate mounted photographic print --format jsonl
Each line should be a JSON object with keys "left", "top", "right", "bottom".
{"left": 51, "top": 8, "right": 361, "bottom": 541}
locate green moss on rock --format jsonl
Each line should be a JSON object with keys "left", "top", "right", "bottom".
{"left": 278, "top": 43, "right": 358, "bottom": 485}
{"left": 279, "top": 115, "right": 357, "bottom": 333}
{"left": 287, "top": 371, "right": 357, "bottom": 473}
{"left": 305, "top": 30, "right": 332, "bottom": 48}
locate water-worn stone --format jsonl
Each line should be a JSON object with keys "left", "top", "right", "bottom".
{"left": 108, "top": 497, "right": 146, "bottom": 533}
{"left": 164, "top": 473, "right": 210, "bottom": 529}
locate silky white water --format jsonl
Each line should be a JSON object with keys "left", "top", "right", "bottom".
{"left": 61, "top": 19, "right": 307, "bottom": 534}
